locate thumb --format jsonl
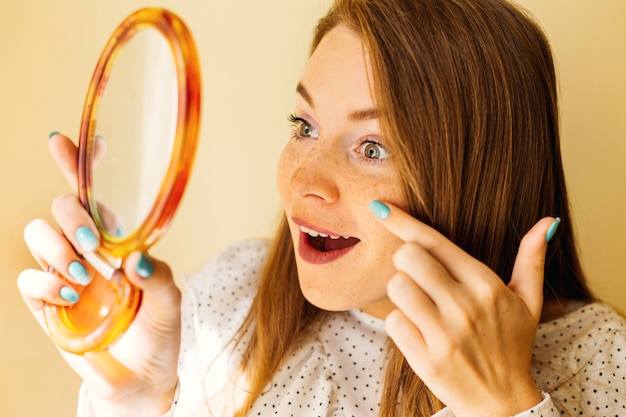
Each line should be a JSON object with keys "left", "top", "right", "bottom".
{"left": 508, "top": 217, "right": 561, "bottom": 321}
{"left": 124, "top": 252, "right": 181, "bottom": 318}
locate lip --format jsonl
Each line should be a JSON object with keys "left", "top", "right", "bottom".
{"left": 292, "top": 217, "right": 344, "bottom": 237}
{"left": 292, "top": 217, "right": 359, "bottom": 265}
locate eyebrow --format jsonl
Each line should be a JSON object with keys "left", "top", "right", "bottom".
{"left": 296, "top": 82, "right": 379, "bottom": 122}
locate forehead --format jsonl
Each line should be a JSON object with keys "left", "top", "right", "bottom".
{"left": 298, "top": 25, "right": 375, "bottom": 113}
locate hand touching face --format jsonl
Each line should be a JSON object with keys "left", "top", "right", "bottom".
{"left": 371, "top": 200, "right": 556, "bottom": 417}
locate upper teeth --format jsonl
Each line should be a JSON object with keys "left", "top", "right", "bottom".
{"left": 300, "top": 225, "right": 349, "bottom": 240}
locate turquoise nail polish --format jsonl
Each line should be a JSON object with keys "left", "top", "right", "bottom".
{"left": 135, "top": 253, "right": 154, "bottom": 279}
{"left": 68, "top": 261, "right": 92, "bottom": 285}
{"left": 48, "top": 131, "right": 60, "bottom": 139}
{"left": 59, "top": 286, "right": 79, "bottom": 303}
{"left": 75, "top": 226, "right": 99, "bottom": 252}
{"left": 545, "top": 217, "right": 562, "bottom": 243}
{"left": 370, "top": 200, "right": 390, "bottom": 220}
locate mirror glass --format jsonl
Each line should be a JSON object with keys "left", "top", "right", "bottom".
{"left": 92, "top": 28, "right": 177, "bottom": 238}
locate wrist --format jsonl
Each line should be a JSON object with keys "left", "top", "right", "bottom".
{"left": 498, "top": 389, "right": 543, "bottom": 417}
{"left": 453, "top": 381, "right": 543, "bottom": 417}
{"left": 86, "top": 379, "right": 178, "bottom": 417}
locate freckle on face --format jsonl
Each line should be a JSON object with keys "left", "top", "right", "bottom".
{"left": 276, "top": 26, "right": 406, "bottom": 317}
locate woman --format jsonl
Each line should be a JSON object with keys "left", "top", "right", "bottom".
{"left": 18, "top": 0, "right": 625, "bottom": 416}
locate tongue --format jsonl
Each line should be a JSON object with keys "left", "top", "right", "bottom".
{"left": 310, "top": 235, "right": 360, "bottom": 252}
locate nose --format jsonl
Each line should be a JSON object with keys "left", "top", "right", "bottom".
{"left": 288, "top": 140, "right": 341, "bottom": 204}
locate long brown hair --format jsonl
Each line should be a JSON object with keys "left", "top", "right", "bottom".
{"left": 230, "top": 0, "right": 592, "bottom": 415}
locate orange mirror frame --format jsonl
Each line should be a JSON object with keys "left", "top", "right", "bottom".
{"left": 43, "top": 8, "right": 201, "bottom": 355}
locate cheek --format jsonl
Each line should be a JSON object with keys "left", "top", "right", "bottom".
{"left": 276, "top": 146, "right": 294, "bottom": 205}
{"left": 349, "top": 170, "right": 407, "bottom": 216}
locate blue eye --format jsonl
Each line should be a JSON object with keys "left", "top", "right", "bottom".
{"left": 288, "top": 114, "right": 319, "bottom": 139}
{"left": 358, "top": 140, "right": 389, "bottom": 160}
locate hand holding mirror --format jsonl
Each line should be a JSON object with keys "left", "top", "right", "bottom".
{"left": 43, "top": 8, "right": 201, "bottom": 355}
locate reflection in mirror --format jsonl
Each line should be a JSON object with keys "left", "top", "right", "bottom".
{"left": 93, "top": 28, "right": 177, "bottom": 238}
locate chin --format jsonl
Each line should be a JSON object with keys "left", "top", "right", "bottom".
{"left": 301, "top": 293, "right": 354, "bottom": 312}
{"left": 297, "top": 275, "right": 376, "bottom": 312}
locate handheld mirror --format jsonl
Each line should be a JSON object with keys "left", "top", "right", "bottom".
{"left": 43, "top": 8, "right": 201, "bottom": 354}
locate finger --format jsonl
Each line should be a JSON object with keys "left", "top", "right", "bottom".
{"left": 392, "top": 242, "right": 461, "bottom": 305}
{"left": 17, "top": 269, "right": 80, "bottom": 313}
{"left": 92, "top": 134, "right": 107, "bottom": 166}
{"left": 51, "top": 194, "right": 100, "bottom": 255}
{"left": 24, "top": 219, "right": 93, "bottom": 286}
{"left": 123, "top": 252, "right": 181, "bottom": 318}
{"left": 387, "top": 271, "right": 445, "bottom": 345}
{"left": 508, "top": 217, "right": 558, "bottom": 320}
{"left": 370, "top": 200, "right": 495, "bottom": 285}
{"left": 96, "top": 200, "right": 124, "bottom": 237}
{"left": 385, "top": 309, "right": 428, "bottom": 371}
{"left": 49, "top": 132, "right": 79, "bottom": 191}
{"left": 370, "top": 200, "right": 441, "bottom": 244}
{"left": 48, "top": 132, "right": 106, "bottom": 191}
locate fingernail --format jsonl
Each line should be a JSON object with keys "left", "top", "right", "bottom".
{"left": 370, "top": 200, "right": 390, "bottom": 220}
{"left": 135, "top": 253, "right": 154, "bottom": 279}
{"left": 545, "top": 217, "right": 562, "bottom": 243}
{"left": 48, "top": 131, "right": 60, "bottom": 139}
{"left": 68, "top": 261, "right": 92, "bottom": 285}
{"left": 95, "top": 134, "right": 105, "bottom": 142}
{"left": 59, "top": 286, "right": 79, "bottom": 303}
{"left": 75, "top": 226, "right": 99, "bottom": 252}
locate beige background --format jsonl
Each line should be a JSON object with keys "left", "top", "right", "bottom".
{"left": 0, "top": 1, "right": 624, "bottom": 416}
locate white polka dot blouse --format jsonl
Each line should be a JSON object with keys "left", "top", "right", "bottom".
{"left": 78, "top": 239, "right": 626, "bottom": 416}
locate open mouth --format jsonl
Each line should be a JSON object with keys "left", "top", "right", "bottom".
{"left": 300, "top": 225, "right": 360, "bottom": 252}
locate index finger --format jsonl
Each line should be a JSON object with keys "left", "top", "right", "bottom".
{"left": 48, "top": 132, "right": 107, "bottom": 192}
{"left": 369, "top": 200, "right": 453, "bottom": 248}
{"left": 369, "top": 200, "right": 491, "bottom": 282}
{"left": 49, "top": 132, "right": 79, "bottom": 191}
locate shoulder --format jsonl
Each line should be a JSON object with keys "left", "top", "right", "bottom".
{"left": 179, "top": 240, "right": 268, "bottom": 395}
{"left": 536, "top": 301, "right": 625, "bottom": 345}
{"left": 534, "top": 302, "right": 626, "bottom": 362}
{"left": 175, "top": 239, "right": 271, "bottom": 412}
{"left": 178, "top": 239, "right": 270, "bottom": 349}
{"left": 182, "top": 239, "right": 270, "bottom": 292}
{"left": 532, "top": 302, "right": 626, "bottom": 413}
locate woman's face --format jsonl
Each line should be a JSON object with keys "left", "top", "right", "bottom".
{"left": 276, "top": 25, "right": 407, "bottom": 317}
